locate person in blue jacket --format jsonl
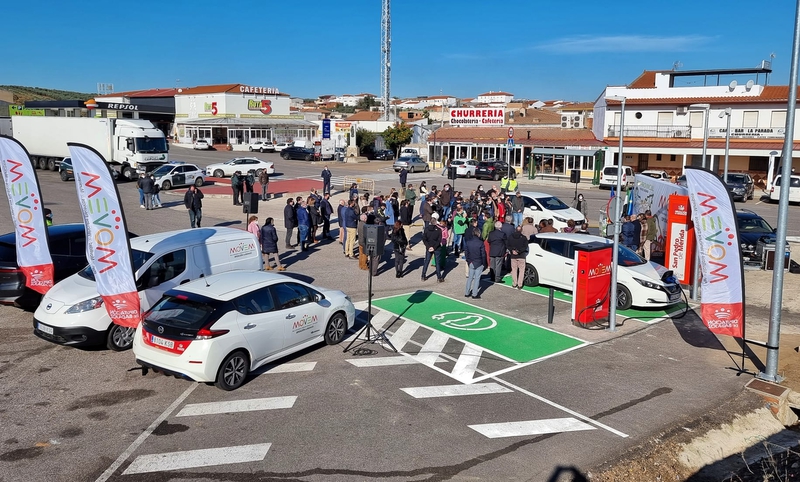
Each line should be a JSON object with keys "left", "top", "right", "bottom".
{"left": 296, "top": 200, "right": 311, "bottom": 251}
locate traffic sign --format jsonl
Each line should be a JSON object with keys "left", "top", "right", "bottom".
{"left": 507, "top": 127, "right": 514, "bottom": 139}
{"left": 507, "top": 138, "right": 514, "bottom": 149}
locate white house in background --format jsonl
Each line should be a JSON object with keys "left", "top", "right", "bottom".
{"left": 594, "top": 64, "right": 796, "bottom": 186}
{"left": 476, "top": 91, "right": 514, "bottom": 106}
{"left": 333, "top": 93, "right": 378, "bottom": 107}
{"left": 417, "top": 95, "right": 458, "bottom": 108}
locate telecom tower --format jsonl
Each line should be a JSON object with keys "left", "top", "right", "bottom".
{"left": 381, "top": 0, "right": 391, "bottom": 120}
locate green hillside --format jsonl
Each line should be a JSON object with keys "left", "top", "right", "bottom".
{"left": 0, "top": 85, "right": 93, "bottom": 103}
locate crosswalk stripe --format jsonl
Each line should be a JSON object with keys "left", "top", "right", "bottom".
{"left": 413, "top": 330, "right": 449, "bottom": 366}
{"left": 262, "top": 362, "right": 317, "bottom": 373}
{"left": 384, "top": 321, "right": 417, "bottom": 351}
{"left": 176, "top": 397, "right": 297, "bottom": 417}
{"left": 468, "top": 418, "right": 596, "bottom": 439}
{"left": 346, "top": 356, "right": 421, "bottom": 367}
{"left": 367, "top": 310, "right": 395, "bottom": 331}
{"left": 450, "top": 343, "right": 483, "bottom": 382}
{"left": 122, "top": 443, "right": 272, "bottom": 475}
{"left": 400, "top": 382, "right": 512, "bottom": 399}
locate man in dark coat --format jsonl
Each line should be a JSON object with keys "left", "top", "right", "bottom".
{"left": 284, "top": 198, "right": 297, "bottom": 249}
{"left": 140, "top": 173, "right": 155, "bottom": 210}
{"left": 464, "top": 228, "right": 486, "bottom": 298}
{"left": 399, "top": 167, "right": 408, "bottom": 193}
{"left": 231, "top": 171, "right": 243, "bottom": 206}
{"left": 487, "top": 222, "right": 507, "bottom": 282}
{"left": 321, "top": 166, "right": 332, "bottom": 195}
{"left": 183, "top": 185, "right": 204, "bottom": 228}
{"left": 320, "top": 193, "right": 334, "bottom": 240}
{"left": 421, "top": 213, "right": 444, "bottom": 282}
{"left": 506, "top": 225, "right": 529, "bottom": 289}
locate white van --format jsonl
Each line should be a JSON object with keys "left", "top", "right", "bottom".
{"left": 770, "top": 174, "right": 800, "bottom": 203}
{"left": 600, "top": 165, "right": 636, "bottom": 190}
{"left": 33, "top": 227, "right": 263, "bottom": 351}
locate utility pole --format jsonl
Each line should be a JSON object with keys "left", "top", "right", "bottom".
{"left": 381, "top": 0, "right": 391, "bottom": 121}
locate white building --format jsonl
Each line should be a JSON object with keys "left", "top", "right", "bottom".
{"left": 476, "top": 91, "right": 514, "bottom": 106}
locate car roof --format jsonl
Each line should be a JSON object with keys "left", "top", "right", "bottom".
{"left": 176, "top": 270, "right": 300, "bottom": 300}
{"left": 129, "top": 227, "right": 251, "bottom": 254}
{"left": 534, "top": 232, "right": 610, "bottom": 244}
{"left": 519, "top": 191, "right": 559, "bottom": 198}
{"left": 736, "top": 210, "right": 765, "bottom": 219}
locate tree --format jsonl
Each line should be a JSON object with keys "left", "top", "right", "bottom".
{"left": 356, "top": 128, "right": 377, "bottom": 156}
{"left": 355, "top": 96, "right": 378, "bottom": 110}
{"left": 383, "top": 123, "right": 413, "bottom": 154}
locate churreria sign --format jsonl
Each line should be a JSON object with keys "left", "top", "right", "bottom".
{"left": 449, "top": 108, "right": 505, "bottom": 126}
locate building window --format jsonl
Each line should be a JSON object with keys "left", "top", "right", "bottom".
{"left": 670, "top": 154, "right": 677, "bottom": 162}
{"left": 742, "top": 111, "right": 758, "bottom": 128}
{"left": 771, "top": 110, "right": 787, "bottom": 128}
{"left": 656, "top": 154, "right": 662, "bottom": 161}
{"left": 749, "top": 156, "right": 769, "bottom": 172}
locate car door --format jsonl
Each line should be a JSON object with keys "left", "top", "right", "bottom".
{"left": 270, "top": 282, "right": 326, "bottom": 350}
{"left": 137, "top": 249, "right": 189, "bottom": 311}
{"left": 233, "top": 286, "right": 283, "bottom": 363}
{"left": 172, "top": 166, "right": 187, "bottom": 187}
{"left": 535, "top": 238, "right": 571, "bottom": 288}
{"left": 521, "top": 195, "right": 544, "bottom": 225}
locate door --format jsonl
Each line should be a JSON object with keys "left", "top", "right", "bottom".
{"left": 137, "top": 249, "right": 189, "bottom": 310}
{"left": 536, "top": 238, "right": 571, "bottom": 288}
{"left": 173, "top": 166, "right": 187, "bottom": 187}
{"left": 521, "top": 195, "right": 544, "bottom": 225}
{"left": 233, "top": 286, "right": 283, "bottom": 363}
{"left": 270, "top": 282, "right": 326, "bottom": 350}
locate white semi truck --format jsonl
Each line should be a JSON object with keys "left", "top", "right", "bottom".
{"left": 11, "top": 116, "right": 169, "bottom": 179}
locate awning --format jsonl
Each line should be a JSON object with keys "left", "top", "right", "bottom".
{"left": 532, "top": 147, "right": 601, "bottom": 156}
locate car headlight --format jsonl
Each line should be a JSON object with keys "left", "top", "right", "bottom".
{"left": 553, "top": 215, "right": 567, "bottom": 223}
{"left": 65, "top": 296, "right": 104, "bottom": 314}
{"left": 633, "top": 277, "right": 662, "bottom": 291}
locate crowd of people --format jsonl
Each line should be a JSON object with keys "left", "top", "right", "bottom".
{"left": 620, "top": 209, "right": 660, "bottom": 261}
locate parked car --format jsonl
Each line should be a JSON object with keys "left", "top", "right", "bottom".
{"left": 770, "top": 174, "right": 800, "bottom": 203}
{"left": 640, "top": 170, "right": 670, "bottom": 181}
{"left": 205, "top": 157, "right": 274, "bottom": 178}
{"left": 736, "top": 209, "right": 776, "bottom": 263}
{"left": 600, "top": 165, "right": 636, "bottom": 190}
{"left": 281, "top": 146, "right": 316, "bottom": 161}
{"left": 335, "top": 147, "right": 346, "bottom": 161}
{"left": 133, "top": 270, "right": 355, "bottom": 390}
{"left": 393, "top": 156, "right": 429, "bottom": 173}
{"left": 524, "top": 232, "right": 683, "bottom": 310}
{"left": 0, "top": 224, "right": 130, "bottom": 309}
{"left": 274, "top": 142, "right": 291, "bottom": 152}
{"left": 248, "top": 141, "right": 275, "bottom": 153}
{"left": 193, "top": 139, "right": 212, "bottom": 150}
{"left": 519, "top": 191, "right": 586, "bottom": 231}
{"left": 723, "top": 173, "right": 755, "bottom": 202}
{"left": 373, "top": 149, "right": 395, "bottom": 160}
{"left": 151, "top": 162, "right": 205, "bottom": 190}
{"left": 33, "top": 227, "right": 263, "bottom": 351}
{"left": 451, "top": 158, "right": 479, "bottom": 178}
{"left": 59, "top": 157, "right": 74, "bottom": 181}
{"left": 676, "top": 175, "right": 687, "bottom": 187}
{"left": 475, "top": 160, "right": 514, "bottom": 181}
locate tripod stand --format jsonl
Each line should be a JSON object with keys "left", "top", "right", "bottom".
{"left": 343, "top": 245, "right": 397, "bottom": 353}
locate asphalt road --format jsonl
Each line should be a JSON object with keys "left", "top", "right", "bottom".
{"left": 0, "top": 151, "right": 790, "bottom": 481}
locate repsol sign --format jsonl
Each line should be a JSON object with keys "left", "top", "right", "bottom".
{"left": 97, "top": 102, "right": 139, "bottom": 111}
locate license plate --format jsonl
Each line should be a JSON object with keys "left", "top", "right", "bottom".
{"left": 669, "top": 292, "right": 682, "bottom": 303}
{"left": 150, "top": 334, "right": 175, "bottom": 349}
{"left": 37, "top": 323, "right": 54, "bottom": 335}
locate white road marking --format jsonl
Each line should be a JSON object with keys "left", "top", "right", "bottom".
{"left": 400, "top": 382, "right": 512, "bottom": 399}
{"left": 122, "top": 443, "right": 272, "bottom": 475}
{"left": 468, "top": 418, "right": 596, "bottom": 438}
{"left": 347, "top": 356, "right": 421, "bottom": 367}
{"left": 384, "top": 321, "right": 417, "bottom": 351}
{"left": 262, "top": 361, "right": 317, "bottom": 373}
{"left": 413, "top": 330, "right": 449, "bottom": 365}
{"left": 94, "top": 384, "right": 198, "bottom": 482}
{"left": 451, "top": 343, "right": 483, "bottom": 382}
{"left": 367, "top": 310, "right": 395, "bottom": 331}
{"left": 176, "top": 396, "right": 297, "bottom": 417}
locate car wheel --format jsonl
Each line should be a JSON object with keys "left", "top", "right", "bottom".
{"left": 195, "top": 177, "right": 204, "bottom": 187}
{"left": 38, "top": 158, "right": 47, "bottom": 170}
{"left": 161, "top": 180, "right": 171, "bottom": 191}
{"left": 249, "top": 147, "right": 254, "bottom": 152}
{"left": 106, "top": 324, "right": 135, "bottom": 351}
{"left": 215, "top": 350, "right": 249, "bottom": 391}
{"left": 493, "top": 173, "right": 499, "bottom": 181}
{"left": 523, "top": 264, "right": 539, "bottom": 287}
{"left": 281, "top": 152, "right": 289, "bottom": 160}
{"left": 466, "top": 171, "right": 472, "bottom": 178}
{"left": 324, "top": 312, "right": 348, "bottom": 345}
{"left": 740, "top": 196, "right": 746, "bottom": 203}
{"left": 47, "top": 159, "right": 57, "bottom": 171}
{"left": 410, "top": 166, "right": 415, "bottom": 173}
{"left": 60, "top": 170, "right": 69, "bottom": 181}
{"left": 122, "top": 165, "right": 135, "bottom": 180}
{"left": 305, "top": 155, "right": 313, "bottom": 161}
{"left": 616, "top": 284, "right": 633, "bottom": 311}
{"left": 213, "top": 169, "right": 225, "bottom": 178}
{"left": 260, "top": 148, "right": 266, "bottom": 153}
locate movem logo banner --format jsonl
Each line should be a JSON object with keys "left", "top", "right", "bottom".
{"left": 0, "top": 136, "right": 54, "bottom": 293}
{"left": 68, "top": 143, "right": 140, "bottom": 328}
{"left": 684, "top": 167, "right": 744, "bottom": 338}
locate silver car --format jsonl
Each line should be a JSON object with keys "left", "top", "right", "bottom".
{"left": 393, "top": 156, "right": 429, "bottom": 173}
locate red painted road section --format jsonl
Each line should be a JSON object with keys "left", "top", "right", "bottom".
{"left": 192, "top": 178, "right": 323, "bottom": 197}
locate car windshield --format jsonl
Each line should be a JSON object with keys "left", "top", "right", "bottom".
{"left": 727, "top": 174, "right": 747, "bottom": 183}
{"left": 145, "top": 294, "right": 218, "bottom": 329}
{"left": 451, "top": 160, "right": 465, "bottom": 166}
{"left": 152, "top": 165, "right": 174, "bottom": 176}
{"left": 135, "top": 137, "right": 168, "bottom": 154}
{"left": 643, "top": 172, "right": 663, "bottom": 179}
{"left": 738, "top": 216, "right": 774, "bottom": 233}
{"left": 78, "top": 249, "right": 154, "bottom": 281}
{"left": 536, "top": 196, "right": 569, "bottom": 210}
{"left": 603, "top": 167, "right": 618, "bottom": 175}
{"left": 618, "top": 244, "right": 646, "bottom": 266}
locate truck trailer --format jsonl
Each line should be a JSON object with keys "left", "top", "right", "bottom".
{"left": 11, "top": 116, "right": 169, "bottom": 179}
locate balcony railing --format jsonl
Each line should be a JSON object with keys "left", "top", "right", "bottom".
{"left": 607, "top": 125, "right": 691, "bottom": 139}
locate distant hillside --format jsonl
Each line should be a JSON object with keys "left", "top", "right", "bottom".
{"left": 0, "top": 85, "right": 93, "bottom": 103}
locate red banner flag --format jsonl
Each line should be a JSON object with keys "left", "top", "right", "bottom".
{"left": 0, "top": 136, "right": 54, "bottom": 293}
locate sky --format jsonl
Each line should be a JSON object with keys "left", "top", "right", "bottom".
{"left": 5, "top": 0, "right": 799, "bottom": 102}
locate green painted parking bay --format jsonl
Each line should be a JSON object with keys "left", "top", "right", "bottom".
{"left": 372, "top": 292, "right": 585, "bottom": 363}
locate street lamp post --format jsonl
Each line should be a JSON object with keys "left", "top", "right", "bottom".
{"left": 606, "top": 95, "right": 626, "bottom": 332}
{"left": 720, "top": 108, "right": 732, "bottom": 183}
{"left": 689, "top": 103, "right": 711, "bottom": 301}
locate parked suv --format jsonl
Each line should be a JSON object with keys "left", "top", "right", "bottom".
{"left": 736, "top": 210, "right": 775, "bottom": 263}
{"left": 724, "top": 173, "right": 755, "bottom": 202}
{"left": 475, "top": 160, "right": 514, "bottom": 181}
{"left": 600, "top": 165, "right": 635, "bottom": 190}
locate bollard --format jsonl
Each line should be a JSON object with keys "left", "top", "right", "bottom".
{"left": 548, "top": 288, "right": 555, "bottom": 324}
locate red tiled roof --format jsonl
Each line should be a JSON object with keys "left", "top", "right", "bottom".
{"left": 506, "top": 109, "right": 563, "bottom": 124}
{"left": 433, "top": 126, "right": 602, "bottom": 146}
{"left": 346, "top": 111, "right": 383, "bottom": 121}
{"left": 175, "top": 84, "right": 287, "bottom": 96}
{"left": 605, "top": 86, "right": 800, "bottom": 106}
{"left": 559, "top": 102, "right": 595, "bottom": 111}
{"left": 628, "top": 70, "right": 660, "bottom": 89}
{"left": 478, "top": 91, "right": 513, "bottom": 97}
